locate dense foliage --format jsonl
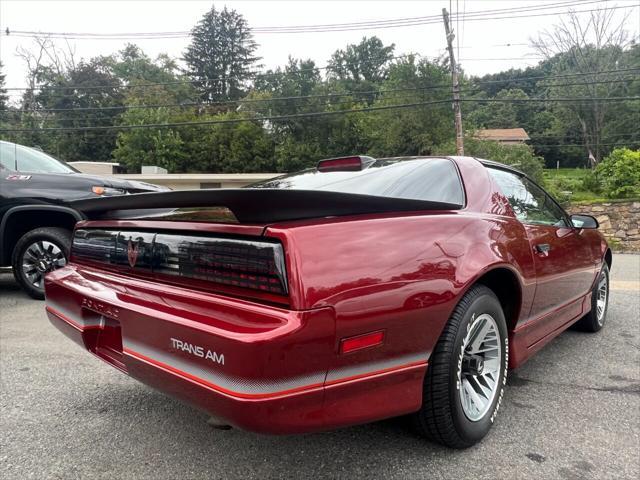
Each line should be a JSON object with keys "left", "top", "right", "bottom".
{"left": 594, "top": 148, "right": 640, "bottom": 198}
{"left": 0, "top": 5, "right": 638, "bottom": 184}
{"left": 0, "top": 62, "right": 7, "bottom": 111}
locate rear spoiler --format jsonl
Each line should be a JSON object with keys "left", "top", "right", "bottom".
{"left": 69, "top": 189, "right": 462, "bottom": 224}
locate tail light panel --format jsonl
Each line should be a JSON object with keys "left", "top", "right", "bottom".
{"left": 71, "top": 229, "right": 288, "bottom": 296}
{"left": 154, "top": 234, "right": 287, "bottom": 294}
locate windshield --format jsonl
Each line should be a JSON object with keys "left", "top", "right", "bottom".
{"left": 0, "top": 141, "right": 78, "bottom": 174}
{"left": 250, "top": 157, "right": 465, "bottom": 205}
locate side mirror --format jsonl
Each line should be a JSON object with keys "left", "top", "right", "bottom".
{"left": 570, "top": 214, "right": 599, "bottom": 229}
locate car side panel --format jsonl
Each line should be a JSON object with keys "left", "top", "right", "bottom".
{"left": 267, "top": 211, "right": 537, "bottom": 384}
{"left": 523, "top": 224, "right": 597, "bottom": 340}
{"left": 509, "top": 225, "right": 606, "bottom": 366}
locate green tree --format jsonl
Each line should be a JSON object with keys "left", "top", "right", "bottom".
{"left": 326, "top": 37, "right": 396, "bottom": 105}
{"left": 327, "top": 36, "right": 395, "bottom": 84}
{"left": 111, "top": 44, "right": 196, "bottom": 102}
{"left": 366, "top": 57, "right": 453, "bottom": 156}
{"left": 466, "top": 88, "right": 531, "bottom": 130}
{"left": 106, "top": 46, "right": 200, "bottom": 171}
{"left": 113, "top": 107, "right": 189, "bottom": 172}
{"left": 253, "top": 57, "right": 321, "bottom": 102}
{"left": 0, "top": 62, "right": 8, "bottom": 110}
{"left": 532, "top": 7, "right": 632, "bottom": 163}
{"left": 32, "top": 57, "right": 124, "bottom": 161}
{"left": 248, "top": 57, "right": 363, "bottom": 172}
{"left": 0, "top": 62, "right": 13, "bottom": 136}
{"left": 183, "top": 5, "right": 260, "bottom": 102}
{"left": 195, "top": 113, "right": 276, "bottom": 172}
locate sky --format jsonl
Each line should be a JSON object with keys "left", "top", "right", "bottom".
{"left": 0, "top": 0, "right": 638, "bottom": 101}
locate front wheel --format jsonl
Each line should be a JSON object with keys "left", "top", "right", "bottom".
{"left": 11, "top": 227, "right": 71, "bottom": 300}
{"left": 574, "top": 263, "right": 610, "bottom": 332}
{"left": 413, "top": 285, "right": 509, "bottom": 448}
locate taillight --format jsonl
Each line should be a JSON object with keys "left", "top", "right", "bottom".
{"left": 154, "top": 234, "right": 288, "bottom": 294}
{"left": 71, "top": 229, "right": 288, "bottom": 295}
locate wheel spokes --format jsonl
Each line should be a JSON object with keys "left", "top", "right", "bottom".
{"left": 596, "top": 272, "right": 608, "bottom": 324}
{"left": 21, "top": 239, "right": 66, "bottom": 288}
{"left": 459, "top": 313, "right": 502, "bottom": 422}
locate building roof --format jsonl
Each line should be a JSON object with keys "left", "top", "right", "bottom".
{"left": 474, "top": 128, "right": 530, "bottom": 141}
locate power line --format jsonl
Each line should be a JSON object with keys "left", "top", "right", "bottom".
{"left": 469, "top": 68, "right": 640, "bottom": 86}
{"left": 2, "top": 73, "right": 635, "bottom": 115}
{"left": 0, "top": 99, "right": 454, "bottom": 132}
{"left": 6, "top": 3, "right": 633, "bottom": 37}
{"left": 461, "top": 57, "right": 545, "bottom": 61}
{"left": 3, "top": 54, "right": 427, "bottom": 92}
{"left": 4, "top": 1, "right": 618, "bottom": 38}
{"left": 2, "top": 96, "right": 638, "bottom": 133}
{"left": 4, "top": 55, "right": 637, "bottom": 95}
{"left": 2, "top": 85, "right": 451, "bottom": 113}
{"left": 532, "top": 141, "right": 638, "bottom": 148}
{"left": 254, "top": 0, "right": 603, "bottom": 32}
{"left": 530, "top": 132, "right": 638, "bottom": 139}
{"left": 460, "top": 96, "right": 639, "bottom": 104}
{"left": 21, "top": 130, "right": 637, "bottom": 145}
{"left": 456, "top": 0, "right": 460, "bottom": 62}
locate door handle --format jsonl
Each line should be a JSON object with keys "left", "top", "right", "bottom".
{"left": 535, "top": 243, "right": 551, "bottom": 255}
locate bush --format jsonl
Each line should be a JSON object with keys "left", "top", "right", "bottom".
{"left": 581, "top": 171, "right": 602, "bottom": 193}
{"left": 595, "top": 148, "right": 640, "bottom": 198}
{"left": 554, "top": 175, "right": 585, "bottom": 192}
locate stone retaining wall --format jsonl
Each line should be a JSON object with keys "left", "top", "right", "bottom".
{"left": 568, "top": 201, "right": 640, "bottom": 252}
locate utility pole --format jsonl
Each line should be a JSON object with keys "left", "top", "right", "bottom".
{"left": 442, "top": 8, "right": 464, "bottom": 155}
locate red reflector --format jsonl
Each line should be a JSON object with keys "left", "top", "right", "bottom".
{"left": 317, "top": 156, "right": 374, "bottom": 172}
{"left": 340, "top": 331, "right": 385, "bottom": 354}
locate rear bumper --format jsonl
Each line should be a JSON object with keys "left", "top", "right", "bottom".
{"left": 45, "top": 264, "right": 427, "bottom": 434}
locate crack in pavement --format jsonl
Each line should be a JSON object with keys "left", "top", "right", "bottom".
{"left": 509, "top": 374, "right": 640, "bottom": 396}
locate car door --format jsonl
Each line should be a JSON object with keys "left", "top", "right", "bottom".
{"left": 487, "top": 168, "right": 595, "bottom": 339}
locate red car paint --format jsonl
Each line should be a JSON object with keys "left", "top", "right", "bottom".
{"left": 44, "top": 156, "right": 608, "bottom": 434}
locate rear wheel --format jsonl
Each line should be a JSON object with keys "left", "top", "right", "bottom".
{"left": 11, "top": 227, "right": 71, "bottom": 300}
{"left": 574, "top": 263, "right": 610, "bottom": 332}
{"left": 413, "top": 285, "right": 508, "bottom": 448}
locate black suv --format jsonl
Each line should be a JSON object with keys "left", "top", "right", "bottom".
{"left": 0, "top": 140, "right": 167, "bottom": 299}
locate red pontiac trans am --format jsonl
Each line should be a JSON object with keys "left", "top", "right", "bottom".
{"left": 44, "top": 155, "right": 611, "bottom": 448}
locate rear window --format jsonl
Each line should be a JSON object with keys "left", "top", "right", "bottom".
{"left": 251, "top": 158, "right": 464, "bottom": 205}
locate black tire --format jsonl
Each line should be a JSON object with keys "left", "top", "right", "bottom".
{"left": 413, "top": 285, "right": 509, "bottom": 448}
{"left": 573, "top": 263, "right": 610, "bottom": 333}
{"left": 11, "top": 227, "right": 72, "bottom": 300}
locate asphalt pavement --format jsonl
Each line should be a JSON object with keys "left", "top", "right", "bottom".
{"left": 1, "top": 255, "right": 639, "bottom": 479}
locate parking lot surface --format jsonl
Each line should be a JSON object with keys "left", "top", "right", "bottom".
{"left": 1, "top": 255, "right": 639, "bottom": 479}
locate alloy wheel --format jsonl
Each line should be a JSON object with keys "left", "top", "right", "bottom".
{"left": 459, "top": 313, "right": 502, "bottom": 422}
{"left": 21, "top": 240, "right": 67, "bottom": 289}
{"left": 596, "top": 271, "right": 608, "bottom": 326}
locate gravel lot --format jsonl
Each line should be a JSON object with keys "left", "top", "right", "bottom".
{"left": 1, "top": 255, "right": 639, "bottom": 480}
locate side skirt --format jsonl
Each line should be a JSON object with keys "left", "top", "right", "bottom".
{"left": 509, "top": 293, "right": 591, "bottom": 369}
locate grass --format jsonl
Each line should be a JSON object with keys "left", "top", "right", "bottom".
{"left": 543, "top": 168, "right": 607, "bottom": 203}
{"left": 543, "top": 168, "right": 640, "bottom": 204}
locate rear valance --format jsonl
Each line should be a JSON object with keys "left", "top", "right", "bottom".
{"left": 69, "top": 189, "right": 462, "bottom": 224}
